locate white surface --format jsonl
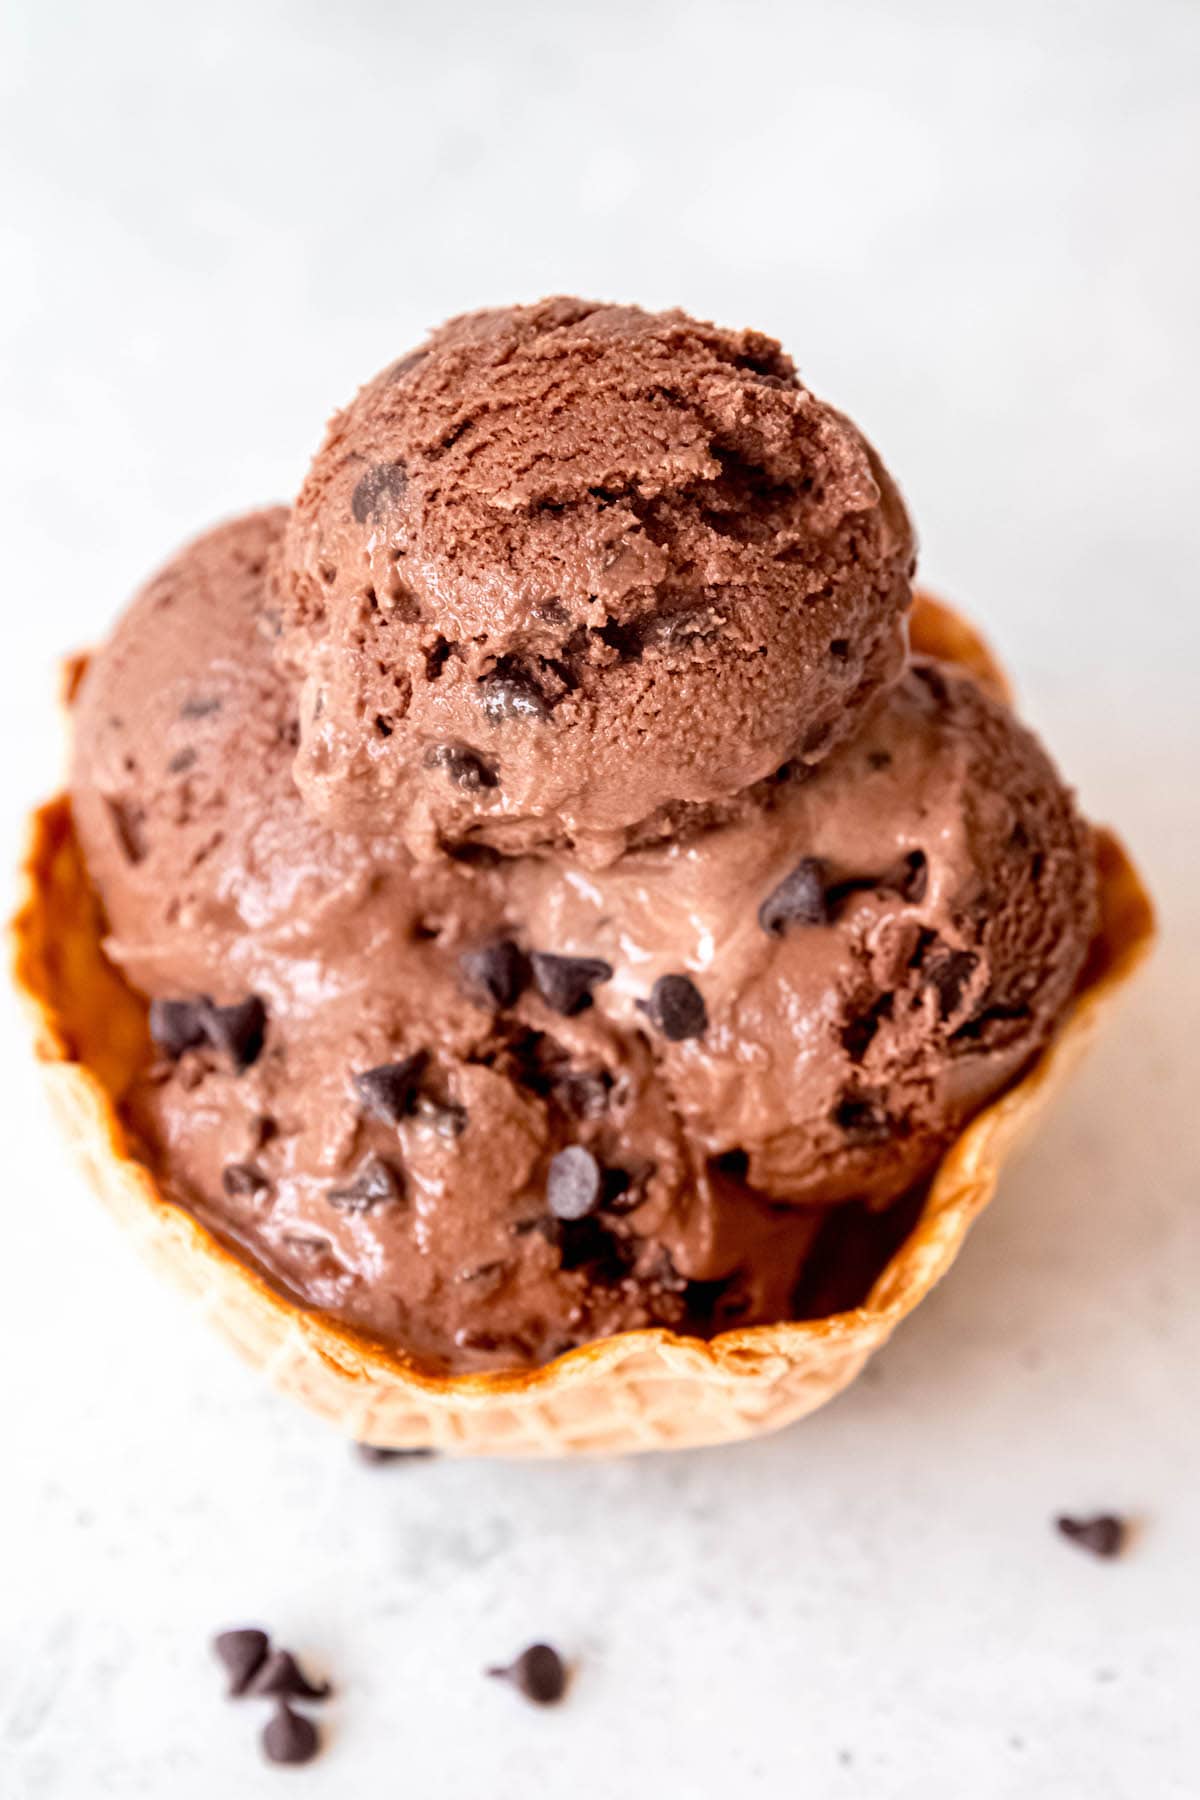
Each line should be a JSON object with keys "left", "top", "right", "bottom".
{"left": 2, "top": 2, "right": 1198, "bottom": 1795}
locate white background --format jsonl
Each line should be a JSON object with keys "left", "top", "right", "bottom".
{"left": 2, "top": 2, "right": 1197, "bottom": 1795}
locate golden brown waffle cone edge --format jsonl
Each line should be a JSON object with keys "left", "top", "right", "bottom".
{"left": 10, "top": 595, "right": 1156, "bottom": 1456}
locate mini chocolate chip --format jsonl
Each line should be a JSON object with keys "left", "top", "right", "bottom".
{"left": 248, "top": 1649, "right": 331, "bottom": 1702}
{"left": 759, "top": 858, "right": 829, "bottom": 934}
{"left": 834, "top": 1094, "right": 892, "bottom": 1142}
{"left": 149, "top": 997, "right": 209, "bottom": 1059}
{"left": 554, "top": 1070, "right": 613, "bottom": 1118}
{"left": 213, "top": 1627, "right": 269, "bottom": 1696}
{"left": 203, "top": 996, "right": 267, "bottom": 1071}
{"left": 105, "top": 797, "right": 148, "bottom": 865}
{"left": 328, "top": 1154, "right": 401, "bottom": 1211}
{"left": 480, "top": 668, "right": 549, "bottom": 722}
{"left": 167, "top": 746, "right": 196, "bottom": 774}
{"left": 530, "top": 952, "right": 614, "bottom": 1016}
{"left": 424, "top": 743, "right": 500, "bottom": 790}
{"left": 547, "top": 1146, "right": 603, "bottom": 1221}
{"left": 487, "top": 1643, "right": 568, "bottom": 1706}
{"left": 899, "top": 850, "right": 929, "bottom": 902}
{"left": 460, "top": 939, "right": 528, "bottom": 1009}
{"left": 262, "top": 1702, "right": 320, "bottom": 1766}
{"left": 351, "top": 1054, "right": 426, "bottom": 1126}
{"left": 222, "top": 1163, "right": 266, "bottom": 1199}
{"left": 351, "top": 460, "right": 407, "bottom": 523}
{"left": 1056, "top": 1515, "right": 1128, "bottom": 1559}
{"left": 180, "top": 696, "right": 221, "bottom": 719}
{"left": 356, "top": 1444, "right": 436, "bottom": 1465}
{"left": 925, "top": 948, "right": 979, "bottom": 1018}
{"left": 641, "top": 974, "right": 707, "bottom": 1041}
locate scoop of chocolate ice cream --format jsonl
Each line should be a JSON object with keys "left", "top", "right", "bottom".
{"left": 275, "top": 299, "right": 914, "bottom": 861}
{"left": 507, "top": 660, "right": 1099, "bottom": 1210}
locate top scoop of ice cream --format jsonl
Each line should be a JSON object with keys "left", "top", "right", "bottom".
{"left": 275, "top": 298, "right": 915, "bottom": 859}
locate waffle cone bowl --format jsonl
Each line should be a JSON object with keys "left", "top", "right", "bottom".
{"left": 11, "top": 596, "right": 1154, "bottom": 1456}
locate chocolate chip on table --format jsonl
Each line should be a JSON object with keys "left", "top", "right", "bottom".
{"left": 352, "top": 1054, "right": 426, "bottom": 1126}
{"left": 328, "top": 1154, "right": 401, "bottom": 1211}
{"left": 424, "top": 743, "right": 499, "bottom": 790}
{"left": 460, "top": 939, "right": 528, "bottom": 1009}
{"left": 355, "top": 1444, "right": 436, "bottom": 1465}
{"left": 351, "top": 460, "right": 407, "bottom": 523}
{"left": 1056, "top": 1514, "right": 1129, "bottom": 1559}
{"left": 213, "top": 1627, "right": 269, "bottom": 1696}
{"left": 248, "top": 1650, "right": 332, "bottom": 1702}
{"left": 547, "top": 1145, "right": 603, "bottom": 1221}
{"left": 222, "top": 1163, "right": 267, "bottom": 1199}
{"left": 487, "top": 1643, "right": 569, "bottom": 1706}
{"left": 758, "top": 857, "right": 829, "bottom": 934}
{"left": 640, "top": 973, "right": 707, "bottom": 1041}
{"left": 530, "top": 952, "right": 614, "bottom": 1016}
{"left": 262, "top": 1701, "right": 321, "bottom": 1766}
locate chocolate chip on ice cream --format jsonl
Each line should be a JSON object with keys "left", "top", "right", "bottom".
{"left": 642, "top": 974, "right": 708, "bottom": 1041}
{"left": 530, "top": 952, "right": 613, "bottom": 1016}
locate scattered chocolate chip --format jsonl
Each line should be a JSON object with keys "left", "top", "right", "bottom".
{"left": 829, "top": 638, "right": 850, "bottom": 660}
{"left": 1056, "top": 1515, "right": 1128, "bottom": 1559}
{"left": 167, "top": 746, "right": 196, "bottom": 774}
{"left": 480, "top": 666, "right": 549, "bottom": 723}
{"left": 424, "top": 743, "right": 500, "bottom": 790}
{"left": 202, "top": 996, "right": 267, "bottom": 1072}
{"left": 460, "top": 939, "right": 528, "bottom": 1009}
{"left": 487, "top": 1643, "right": 568, "bottom": 1706}
{"left": 351, "top": 1055, "right": 426, "bottom": 1126}
{"left": 262, "top": 1702, "right": 320, "bottom": 1766}
{"left": 530, "top": 952, "right": 614, "bottom": 1016}
{"left": 641, "top": 974, "right": 707, "bottom": 1041}
{"left": 248, "top": 1650, "right": 331, "bottom": 1703}
{"left": 833, "top": 1094, "right": 892, "bottom": 1143}
{"left": 180, "top": 696, "right": 221, "bottom": 719}
{"left": 758, "top": 858, "right": 829, "bottom": 934}
{"left": 547, "top": 1146, "right": 603, "bottom": 1221}
{"left": 328, "top": 1154, "right": 401, "bottom": 1211}
{"left": 149, "top": 997, "right": 209, "bottom": 1059}
{"left": 925, "top": 949, "right": 979, "bottom": 1019}
{"left": 351, "top": 460, "right": 407, "bottom": 523}
{"left": 356, "top": 1443, "right": 436, "bottom": 1465}
{"left": 867, "top": 749, "right": 892, "bottom": 771}
{"left": 213, "top": 1627, "right": 270, "bottom": 1697}
{"left": 222, "top": 1163, "right": 267, "bottom": 1199}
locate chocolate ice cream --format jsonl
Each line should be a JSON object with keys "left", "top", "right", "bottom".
{"left": 276, "top": 300, "right": 915, "bottom": 861}
{"left": 65, "top": 299, "right": 1100, "bottom": 1374}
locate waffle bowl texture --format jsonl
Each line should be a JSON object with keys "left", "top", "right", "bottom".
{"left": 11, "top": 596, "right": 1154, "bottom": 1456}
